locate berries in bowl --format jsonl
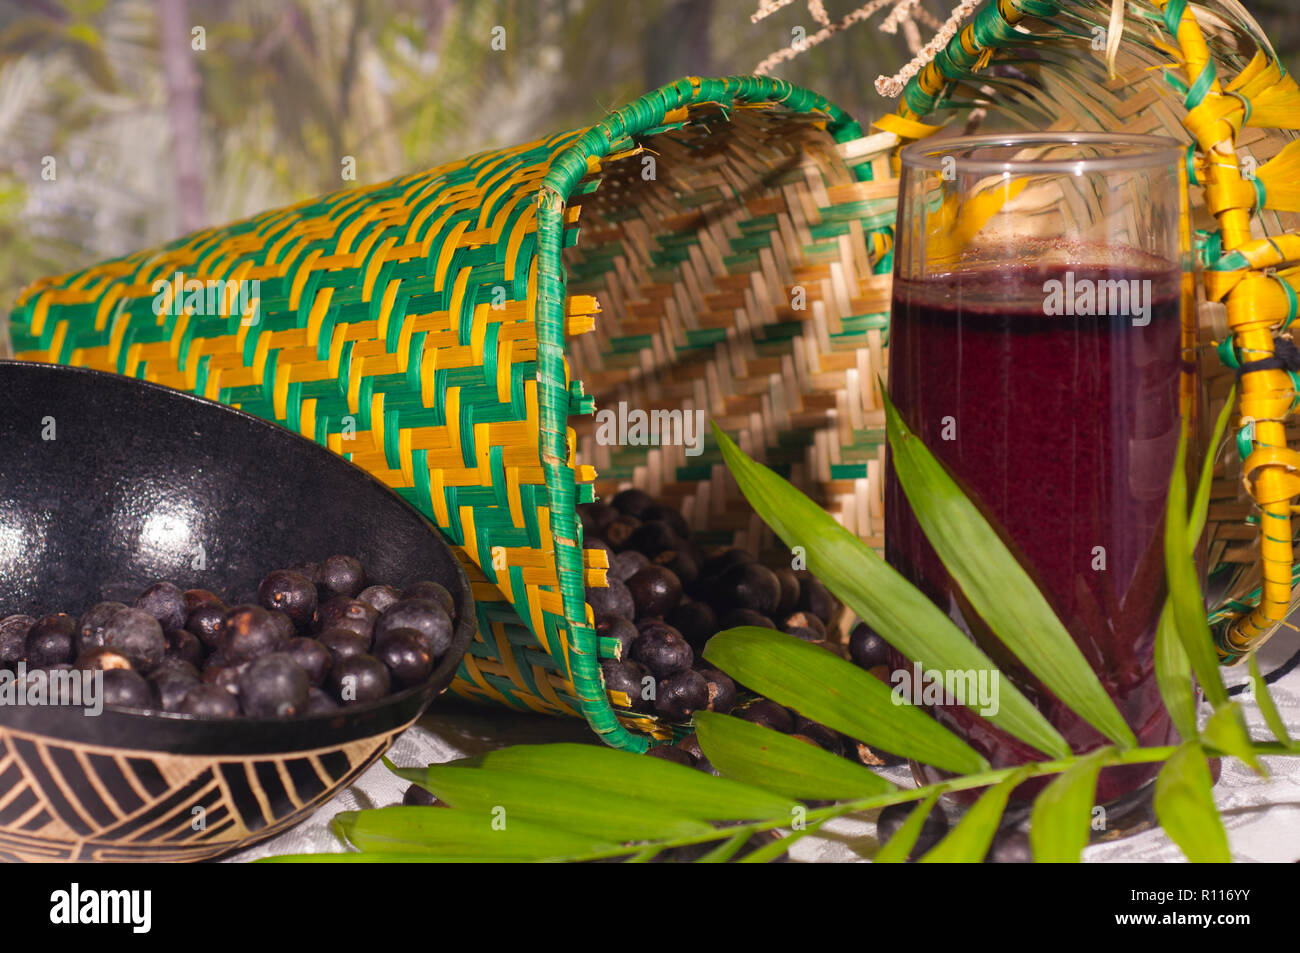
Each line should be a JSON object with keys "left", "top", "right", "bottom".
{"left": 0, "top": 361, "right": 475, "bottom": 862}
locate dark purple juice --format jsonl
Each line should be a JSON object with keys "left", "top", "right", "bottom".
{"left": 885, "top": 261, "right": 1188, "bottom": 802}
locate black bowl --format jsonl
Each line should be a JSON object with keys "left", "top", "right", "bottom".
{"left": 0, "top": 361, "right": 475, "bottom": 861}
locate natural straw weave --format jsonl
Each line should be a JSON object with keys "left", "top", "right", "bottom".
{"left": 7, "top": 1, "right": 1299, "bottom": 748}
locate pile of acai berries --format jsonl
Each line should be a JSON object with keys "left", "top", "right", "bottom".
{"left": 582, "top": 489, "right": 900, "bottom": 772}
{"left": 0, "top": 555, "right": 457, "bottom": 718}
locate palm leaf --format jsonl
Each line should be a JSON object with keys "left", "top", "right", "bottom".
{"left": 873, "top": 790, "right": 942, "bottom": 863}
{"left": 1153, "top": 743, "right": 1232, "bottom": 863}
{"left": 711, "top": 422, "right": 1070, "bottom": 760}
{"left": 1163, "top": 430, "right": 1229, "bottom": 708}
{"left": 919, "top": 769, "right": 1029, "bottom": 863}
{"left": 704, "top": 627, "right": 988, "bottom": 775}
{"left": 1029, "top": 749, "right": 1109, "bottom": 862}
{"left": 694, "top": 710, "right": 896, "bottom": 800}
{"left": 1249, "top": 651, "right": 1292, "bottom": 745}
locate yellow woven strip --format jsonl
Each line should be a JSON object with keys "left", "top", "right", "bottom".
{"left": 533, "top": 669, "right": 580, "bottom": 717}
{"left": 426, "top": 464, "right": 450, "bottom": 530}
{"left": 607, "top": 689, "right": 634, "bottom": 709}
{"left": 459, "top": 651, "right": 551, "bottom": 713}
{"left": 1226, "top": 509, "right": 1293, "bottom": 650}
{"left": 448, "top": 681, "right": 484, "bottom": 704}
{"left": 616, "top": 713, "right": 675, "bottom": 742}
{"left": 870, "top": 113, "right": 943, "bottom": 141}
{"left": 477, "top": 617, "right": 543, "bottom": 710}
{"left": 1226, "top": 274, "right": 1287, "bottom": 334}
{"left": 1225, "top": 50, "right": 1300, "bottom": 129}
{"left": 1204, "top": 269, "right": 1243, "bottom": 302}
{"left": 1163, "top": 1, "right": 1253, "bottom": 251}
{"left": 533, "top": 585, "right": 571, "bottom": 661}
{"left": 1227, "top": 266, "right": 1296, "bottom": 628}
{"left": 1242, "top": 447, "right": 1300, "bottom": 504}
{"left": 1226, "top": 50, "right": 1270, "bottom": 93}
{"left": 503, "top": 203, "right": 537, "bottom": 284}
{"left": 1232, "top": 232, "right": 1300, "bottom": 269}
{"left": 927, "top": 177, "right": 1029, "bottom": 264}
{"left": 1255, "top": 140, "right": 1300, "bottom": 213}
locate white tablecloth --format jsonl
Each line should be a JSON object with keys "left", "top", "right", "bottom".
{"left": 231, "top": 635, "right": 1300, "bottom": 863}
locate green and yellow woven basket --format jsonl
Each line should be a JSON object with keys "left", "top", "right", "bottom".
{"left": 7, "top": 1, "right": 1299, "bottom": 751}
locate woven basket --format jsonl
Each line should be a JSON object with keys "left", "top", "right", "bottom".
{"left": 7, "top": 1, "right": 1299, "bottom": 751}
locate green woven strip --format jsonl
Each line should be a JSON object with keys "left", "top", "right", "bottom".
{"left": 1210, "top": 249, "right": 1251, "bottom": 271}
{"left": 1164, "top": 0, "right": 1188, "bottom": 36}
{"left": 1250, "top": 176, "right": 1267, "bottom": 211}
{"left": 830, "top": 464, "right": 868, "bottom": 480}
{"left": 901, "top": 0, "right": 1061, "bottom": 117}
{"left": 1278, "top": 275, "right": 1300, "bottom": 330}
{"left": 1184, "top": 61, "right": 1217, "bottom": 110}
{"left": 1225, "top": 89, "right": 1253, "bottom": 125}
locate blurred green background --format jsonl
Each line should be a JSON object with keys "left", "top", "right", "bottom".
{"left": 0, "top": 0, "right": 1295, "bottom": 336}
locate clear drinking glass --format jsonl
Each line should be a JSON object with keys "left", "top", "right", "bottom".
{"left": 885, "top": 132, "right": 1195, "bottom": 802}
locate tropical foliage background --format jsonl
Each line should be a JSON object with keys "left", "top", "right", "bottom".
{"left": 1, "top": 0, "right": 1296, "bottom": 340}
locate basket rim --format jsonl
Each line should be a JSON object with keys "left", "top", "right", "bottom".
{"left": 534, "top": 75, "right": 865, "bottom": 751}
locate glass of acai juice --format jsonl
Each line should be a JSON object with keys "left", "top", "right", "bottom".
{"left": 886, "top": 132, "right": 1195, "bottom": 803}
